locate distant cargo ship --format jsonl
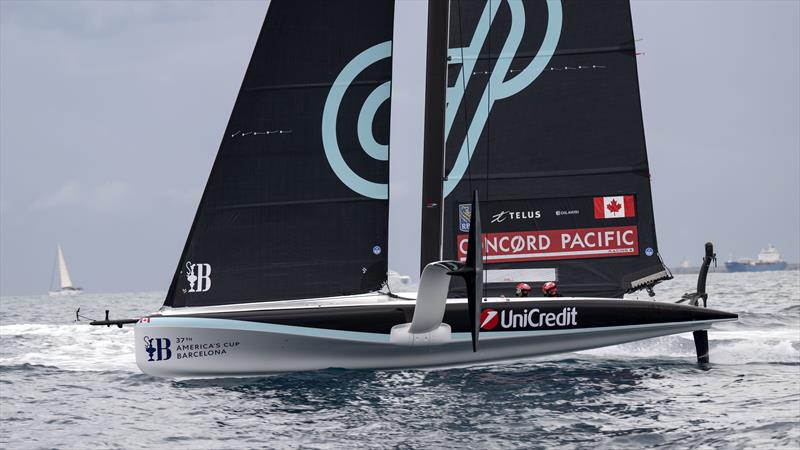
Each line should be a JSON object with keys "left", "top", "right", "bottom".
{"left": 725, "top": 244, "right": 788, "bottom": 272}
{"left": 670, "top": 259, "right": 695, "bottom": 275}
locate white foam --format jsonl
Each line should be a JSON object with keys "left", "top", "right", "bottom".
{"left": 577, "top": 328, "right": 800, "bottom": 365}
{"left": 0, "top": 324, "right": 138, "bottom": 372}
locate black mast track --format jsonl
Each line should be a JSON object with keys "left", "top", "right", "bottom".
{"left": 419, "top": 0, "right": 451, "bottom": 273}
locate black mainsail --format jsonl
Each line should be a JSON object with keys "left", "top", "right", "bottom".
{"left": 439, "top": 0, "right": 670, "bottom": 298}
{"left": 165, "top": 0, "right": 395, "bottom": 307}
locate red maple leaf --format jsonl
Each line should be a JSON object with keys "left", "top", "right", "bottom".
{"left": 606, "top": 199, "right": 622, "bottom": 213}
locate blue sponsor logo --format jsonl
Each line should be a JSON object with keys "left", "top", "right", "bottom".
{"left": 372, "top": 245, "right": 382, "bottom": 255}
{"left": 645, "top": 247, "right": 654, "bottom": 257}
{"left": 459, "top": 204, "right": 472, "bottom": 232}
{"left": 144, "top": 336, "right": 172, "bottom": 362}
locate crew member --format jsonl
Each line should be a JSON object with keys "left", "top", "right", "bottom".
{"left": 515, "top": 282, "right": 532, "bottom": 297}
{"left": 542, "top": 281, "right": 561, "bottom": 297}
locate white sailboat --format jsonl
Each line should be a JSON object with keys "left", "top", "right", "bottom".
{"left": 49, "top": 244, "right": 82, "bottom": 297}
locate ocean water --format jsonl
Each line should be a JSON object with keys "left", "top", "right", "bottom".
{"left": 1, "top": 272, "right": 798, "bottom": 449}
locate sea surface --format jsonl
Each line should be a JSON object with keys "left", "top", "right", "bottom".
{"left": 1, "top": 272, "right": 798, "bottom": 449}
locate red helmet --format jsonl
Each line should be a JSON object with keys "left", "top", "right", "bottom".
{"left": 542, "top": 281, "right": 557, "bottom": 296}
{"left": 515, "top": 283, "right": 532, "bottom": 297}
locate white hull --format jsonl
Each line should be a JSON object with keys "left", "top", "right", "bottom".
{"left": 134, "top": 296, "right": 735, "bottom": 378}
{"left": 48, "top": 289, "right": 82, "bottom": 297}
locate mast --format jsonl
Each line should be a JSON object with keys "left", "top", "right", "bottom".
{"left": 419, "top": 0, "right": 450, "bottom": 272}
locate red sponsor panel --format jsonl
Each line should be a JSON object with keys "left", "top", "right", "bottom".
{"left": 457, "top": 226, "right": 639, "bottom": 263}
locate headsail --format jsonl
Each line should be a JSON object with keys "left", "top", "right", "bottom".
{"left": 56, "top": 244, "right": 74, "bottom": 289}
{"left": 439, "top": 0, "right": 670, "bottom": 297}
{"left": 165, "top": 0, "right": 395, "bottom": 308}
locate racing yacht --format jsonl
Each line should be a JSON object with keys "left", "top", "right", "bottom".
{"left": 92, "top": 0, "right": 737, "bottom": 377}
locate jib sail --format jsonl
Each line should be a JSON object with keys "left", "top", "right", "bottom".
{"left": 438, "top": 0, "right": 670, "bottom": 298}
{"left": 166, "top": 0, "right": 395, "bottom": 307}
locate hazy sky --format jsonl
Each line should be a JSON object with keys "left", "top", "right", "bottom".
{"left": 1, "top": 0, "right": 798, "bottom": 296}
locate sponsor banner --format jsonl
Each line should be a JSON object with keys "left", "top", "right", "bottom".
{"left": 490, "top": 209, "right": 542, "bottom": 224}
{"left": 458, "top": 203, "right": 472, "bottom": 232}
{"left": 554, "top": 209, "right": 580, "bottom": 217}
{"left": 593, "top": 195, "right": 636, "bottom": 219}
{"left": 485, "top": 268, "right": 557, "bottom": 283}
{"left": 142, "top": 335, "right": 240, "bottom": 362}
{"left": 453, "top": 195, "right": 638, "bottom": 234}
{"left": 480, "top": 307, "right": 578, "bottom": 331}
{"left": 457, "top": 225, "right": 639, "bottom": 263}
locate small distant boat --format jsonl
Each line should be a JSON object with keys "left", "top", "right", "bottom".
{"left": 387, "top": 270, "right": 413, "bottom": 290}
{"left": 49, "top": 245, "right": 82, "bottom": 296}
{"left": 671, "top": 258, "right": 695, "bottom": 274}
{"left": 725, "top": 244, "right": 787, "bottom": 273}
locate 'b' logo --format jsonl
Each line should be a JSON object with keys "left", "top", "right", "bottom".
{"left": 144, "top": 336, "right": 172, "bottom": 361}
{"left": 185, "top": 261, "right": 212, "bottom": 293}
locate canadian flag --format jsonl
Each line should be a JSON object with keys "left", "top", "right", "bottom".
{"left": 594, "top": 195, "right": 636, "bottom": 219}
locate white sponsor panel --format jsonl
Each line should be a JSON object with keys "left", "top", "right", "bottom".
{"left": 500, "top": 307, "right": 578, "bottom": 329}
{"left": 481, "top": 307, "right": 578, "bottom": 330}
{"left": 485, "top": 269, "right": 557, "bottom": 283}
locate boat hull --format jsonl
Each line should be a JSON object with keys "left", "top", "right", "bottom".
{"left": 724, "top": 261, "right": 787, "bottom": 272}
{"left": 135, "top": 298, "right": 737, "bottom": 377}
{"left": 48, "top": 289, "right": 82, "bottom": 297}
